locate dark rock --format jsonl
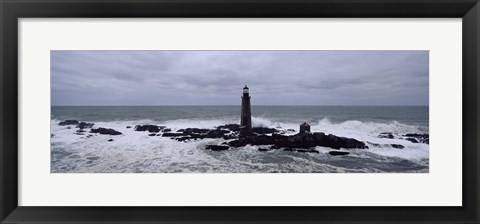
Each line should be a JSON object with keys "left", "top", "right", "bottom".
{"left": 391, "top": 144, "right": 405, "bottom": 149}
{"left": 163, "top": 128, "right": 171, "bottom": 132}
{"left": 162, "top": 132, "right": 185, "bottom": 137}
{"left": 183, "top": 128, "right": 210, "bottom": 135}
{"left": 297, "top": 149, "right": 319, "bottom": 153}
{"left": 206, "top": 129, "right": 229, "bottom": 138}
{"left": 126, "top": 126, "right": 132, "bottom": 129}
{"left": 58, "top": 120, "right": 79, "bottom": 126}
{"left": 329, "top": 151, "right": 350, "bottom": 156}
{"left": 108, "top": 139, "right": 113, "bottom": 142}
{"left": 206, "top": 145, "right": 229, "bottom": 151}
{"left": 404, "top": 133, "right": 429, "bottom": 138}
{"left": 76, "top": 122, "right": 94, "bottom": 129}
{"left": 403, "top": 133, "right": 429, "bottom": 144}
{"left": 404, "top": 138, "right": 418, "bottom": 143}
{"left": 258, "top": 148, "right": 272, "bottom": 152}
{"left": 90, "top": 127, "right": 122, "bottom": 135}
{"left": 148, "top": 133, "right": 156, "bottom": 136}
{"left": 227, "top": 130, "right": 366, "bottom": 150}
{"left": 312, "top": 132, "right": 367, "bottom": 149}
{"left": 228, "top": 140, "right": 247, "bottom": 147}
{"left": 378, "top": 132, "right": 394, "bottom": 139}
{"left": 67, "top": 127, "right": 72, "bottom": 129}
{"left": 76, "top": 129, "right": 86, "bottom": 133}
{"left": 252, "top": 127, "right": 278, "bottom": 134}
{"left": 216, "top": 124, "right": 240, "bottom": 132}
{"left": 286, "top": 129, "right": 295, "bottom": 132}
{"left": 134, "top": 125, "right": 162, "bottom": 133}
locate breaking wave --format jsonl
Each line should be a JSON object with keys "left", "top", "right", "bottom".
{"left": 50, "top": 117, "right": 429, "bottom": 173}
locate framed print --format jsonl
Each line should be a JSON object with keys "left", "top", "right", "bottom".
{"left": 1, "top": 0, "right": 479, "bottom": 223}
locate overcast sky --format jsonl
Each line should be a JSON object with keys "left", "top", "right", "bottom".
{"left": 51, "top": 51, "right": 428, "bottom": 106}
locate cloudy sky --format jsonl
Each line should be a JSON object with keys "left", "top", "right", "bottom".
{"left": 51, "top": 51, "right": 428, "bottom": 106}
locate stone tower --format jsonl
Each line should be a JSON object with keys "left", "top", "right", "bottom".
{"left": 240, "top": 85, "right": 252, "bottom": 137}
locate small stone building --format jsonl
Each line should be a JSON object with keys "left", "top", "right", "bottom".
{"left": 299, "top": 122, "right": 311, "bottom": 134}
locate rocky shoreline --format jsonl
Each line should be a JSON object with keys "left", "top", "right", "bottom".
{"left": 57, "top": 120, "right": 429, "bottom": 156}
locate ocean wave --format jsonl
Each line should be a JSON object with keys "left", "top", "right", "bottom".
{"left": 50, "top": 117, "right": 429, "bottom": 173}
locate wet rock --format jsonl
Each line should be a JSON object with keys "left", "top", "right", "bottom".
{"left": 134, "top": 125, "right": 163, "bottom": 133}
{"left": 258, "top": 148, "right": 272, "bottom": 152}
{"left": 162, "top": 132, "right": 185, "bottom": 137}
{"left": 183, "top": 128, "right": 210, "bottom": 135}
{"left": 163, "top": 128, "right": 171, "bottom": 132}
{"left": 58, "top": 120, "right": 79, "bottom": 126}
{"left": 391, "top": 144, "right": 405, "bottom": 149}
{"left": 228, "top": 139, "right": 247, "bottom": 147}
{"left": 126, "top": 126, "right": 132, "bottom": 129}
{"left": 404, "top": 138, "right": 418, "bottom": 143}
{"left": 378, "top": 132, "right": 394, "bottom": 139}
{"left": 206, "top": 129, "right": 229, "bottom": 138}
{"left": 148, "top": 133, "right": 156, "bottom": 136}
{"left": 76, "top": 122, "right": 94, "bottom": 129}
{"left": 403, "top": 133, "right": 429, "bottom": 144}
{"left": 297, "top": 149, "right": 319, "bottom": 153}
{"left": 227, "top": 131, "right": 366, "bottom": 150}
{"left": 217, "top": 124, "right": 240, "bottom": 132}
{"left": 206, "top": 145, "right": 229, "bottom": 151}
{"left": 252, "top": 127, "right": 278, "bottom": 134}
{"left": 90, "top": 127, "right": 122, "bottom": 135}
{"left": 108, "top": 139, "right": 113, "bottom": 142}
{"left": 329, "top": 151, "right": 350, "bottom": 156}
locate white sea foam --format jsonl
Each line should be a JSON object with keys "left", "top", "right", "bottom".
{"left": 50, "top": 117, "right": 429, "bottom": 173}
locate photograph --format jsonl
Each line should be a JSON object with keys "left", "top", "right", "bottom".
{"left": 50, "top": 50, "right": 429, "bottom": 173}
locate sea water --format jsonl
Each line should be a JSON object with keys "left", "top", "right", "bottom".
{"left": 51, "top": 106, "right": 429, "bottom": 173}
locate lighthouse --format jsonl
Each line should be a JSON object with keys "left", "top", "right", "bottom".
{"left": 240, "top": 85, "right": 252, "bottom": 137}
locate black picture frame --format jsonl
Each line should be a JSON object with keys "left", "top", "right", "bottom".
{"left": 1, "top": 0, "right": 479, "bottom": 223}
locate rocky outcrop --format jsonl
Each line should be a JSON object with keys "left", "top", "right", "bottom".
{"left": 376, "top": 132, "right": 429, "bottom": 145}
{"left": 216, "top": 124, "right": 240, "bottom": 132}
{"left": 59, "top": 120, "right": 79, "bottom": 126}
{"left": 252, "top": 127, "right": 278, "bottom": 134}
{"left": 329, "top": 151, "right": 350, "bottom": 156}
{"left": 228, "top": 131, "right": 366, "bottom": 150}
{"left": 378, "top": 132, "right": 394, "bottom": 139}
{"left": 90, "top": 127, "right": 122, "bottom": 135}
{"left": 77, "top": 122, "right": 94, "bottom": 129}
{"left": 134, "top": 125, "right": 165, "bottom": 133}
{"left": 367, "top": 141, "right": 405, "bottom": 149}
{"left": 403, "top": 133, "right": 429, "bottom": 144}
{"left": 206, "top": 145, "right": 229, "bottom": 151}
{"left": 162, "top": 132, "right": 185, "bottom": 137}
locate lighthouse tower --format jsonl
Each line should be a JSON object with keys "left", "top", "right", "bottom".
{"left": 240, "top": 85, "right": 252, "bottom": 137}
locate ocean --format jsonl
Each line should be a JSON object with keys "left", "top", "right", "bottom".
{"left": 51, "top": 106, "right": 429, "bottom": 173}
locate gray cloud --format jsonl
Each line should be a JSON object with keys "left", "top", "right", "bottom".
{"left": 51, "top": 50, "right": 428, "bottom": 106}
